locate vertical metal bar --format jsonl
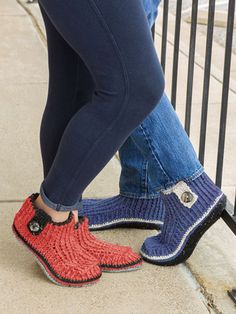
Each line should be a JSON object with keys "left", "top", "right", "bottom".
{"left": 161, "top": 0, "right": 169, "bottom": 73}
{"left": 234, "top": 190, "right": 236, "bottom": 216}
{"left": 228, "top": 289, "right": 236, "bottom": 305}
{"left": 216, "top": 0, "right": 235, "bottom": 188}
{"left": 171, "top": 0, "right": 182, "bottom": 109}
{"left": 198, "top": 0, "right": 216, "bottom": 165}
{"left": 185, "top": 0, "right": 199, "bottom": 135}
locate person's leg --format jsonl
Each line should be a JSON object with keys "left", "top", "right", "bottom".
{"left": 80, "top": 0, "right": 226, "bottom": 265}
{"left": 40, "top": 38, "right": 94, "bottom": 179}
{"left": 127, "top": 92, "right": 225, "bottom": 266}
{"left": 39, "top": 0, "right": 162, "bottom": 191}
{"left": 35, "top": 4, "right": 96, "bottom": 222}
{"left": 80, "top": 0, "right": 165, "bottom": 230}
{"left": 82, "top": 65, "right": 226, "bottom": 267}
{"left": 81, "top": 93, "right": 201, "bottom": 230}
{"left": 82, "top": 135, "right": 165, "bottom": 230}
{"left": 38, "top": 4, "right": 144, "bottom": 273}
{"left": 142, "top": 0, "right": 161, "bottom": 28}
{"left": 13, "top": 0, "right": 165, "bottom": 284}
{"left": 37, "top": 0, "right": 164, "bottom": 271}
{"left": 36, "top": 0, "right": 164, "bottom": 212}
{"left": 13, "top": 4, "right": 102, "bottom": 287}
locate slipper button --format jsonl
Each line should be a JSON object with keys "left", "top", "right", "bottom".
{"left": 28, "top": 220, "right": 43, "bottom": 235}
{"left": 181, "top": 191, "right": 193, "bottom": 203}
{"left": 29, "top": 221, "right": 40, "bottom": 232}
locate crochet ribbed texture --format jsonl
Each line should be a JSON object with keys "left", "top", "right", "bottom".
{"left": 13, "top": 194, "right": 101, "bottom": 287}
{"left": 81, "top": 195, "right": 165, "bottom": 230}
{"left": 76, "top": 217, "right": 143, "bottom": 271}
{"left": 141, "top": 172, "right": 226, "bottom": 265}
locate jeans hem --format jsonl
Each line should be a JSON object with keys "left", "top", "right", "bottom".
{"left": 119, "top": 167, "right": 204, "bottom": 197}
{"left": 184, "top": 166, "right": 205, "bottom": 182}
{"left": 40, "top": 183, "right": 83, "bottom": 212}
{"left": 153, "top": 166, "right": 205, "bottom": 193}
{"left": 119, "top": 191, "right": 160, "bottom": 199}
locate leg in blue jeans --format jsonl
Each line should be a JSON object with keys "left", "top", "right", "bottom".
{"left": 82, "top": 94, "right": 203, "bottom": 229}
{"left": 37, "top": 0, "right": 165, "bottom": 211}
{"left": 81, "top": 0, "right": 226, "bottom": 265}
{"left": 82, "top": 0, "right": 202, "bottom": 228}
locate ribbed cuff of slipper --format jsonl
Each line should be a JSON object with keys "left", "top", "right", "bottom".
{"left": 162, "top": 172, "right": 223, "bottom": 219}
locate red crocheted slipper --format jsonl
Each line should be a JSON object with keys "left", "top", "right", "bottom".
{"left": 75, "top": 216, "right": 143, "bottom": 272}
{"left": 12, "top": 193, "right": 102, "bottom": 287}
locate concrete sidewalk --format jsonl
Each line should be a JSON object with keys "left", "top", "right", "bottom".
{"left": 0, "top": 1, "right": 235, "bottom": 313}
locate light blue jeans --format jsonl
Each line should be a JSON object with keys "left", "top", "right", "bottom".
{"left": 119, "top": 0, "right": 204, "bottom": 198}
{"left": 142, "top": 0, "right": 161, "bottom": 29}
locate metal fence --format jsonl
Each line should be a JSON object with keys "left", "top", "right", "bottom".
{"left": 151, "top": 0, "right": 235, "bottom": 303}
{"left": 152, "top": 0, "right": 236, "bottom": 232}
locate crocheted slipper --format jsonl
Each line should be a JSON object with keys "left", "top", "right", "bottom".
{"left": 12, "top": 193, "right": 102, "bottom": 287}
{"left": 75, "top": 216, "right": 143, "bottom": 272}
{"left": 81, "top": 195, "right": 165, "bottom": 231}
{"left": 140, "top": 173, "right": 226, "bottom": 266}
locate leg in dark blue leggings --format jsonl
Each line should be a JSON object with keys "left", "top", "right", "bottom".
{"left": 39, "top": 4, "right": 95, "bottom": 177}
{"left": 38, "top": 0, "right": 165, "bottom": 211}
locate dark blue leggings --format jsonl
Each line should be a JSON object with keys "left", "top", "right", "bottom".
{"left": 38, "top": 0, "right": 165, "bottom": 211}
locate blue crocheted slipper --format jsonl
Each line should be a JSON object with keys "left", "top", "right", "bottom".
{"left": 80, "top": 195, "right": 165, "bottom": 230}
{"left": 140, "top": 173, "right": 226, "bottom": 266}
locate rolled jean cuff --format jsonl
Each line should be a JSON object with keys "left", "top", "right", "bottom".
{"left": 39, "top": 183, "right": 83, "bottom": 212}
{"left": 119, "top": 190, "right": 161, "bottom": 199}
{"left": 156, "top": 165, "right": 205, "bottom": 193}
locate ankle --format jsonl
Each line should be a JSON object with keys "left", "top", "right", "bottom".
{"left": 34, "top": 194, "right": 70, "bottom": 223}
